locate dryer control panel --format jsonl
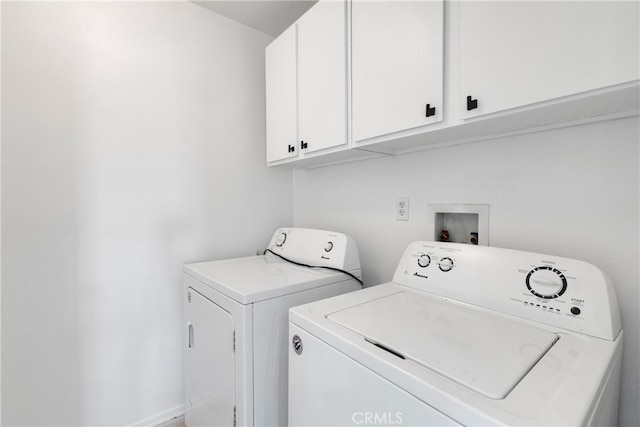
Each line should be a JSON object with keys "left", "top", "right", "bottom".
{"left": 392, "top": 241, "right": 621, "bottom": 341}
{"left": 266, "top": 228, "right": 361, "bottom": 273}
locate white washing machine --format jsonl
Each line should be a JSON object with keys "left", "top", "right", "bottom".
{"left": 183, "top": 228, "right": 362, "bottom": 426}
{"left": 289, "top": 241, "right": 623, "bottom": 426}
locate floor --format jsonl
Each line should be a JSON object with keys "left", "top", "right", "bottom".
{"left": 157, "top": 415, "right": 186, "bottom": 427}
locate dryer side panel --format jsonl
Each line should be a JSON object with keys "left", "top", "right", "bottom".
{"left": 185, "top": 287, "right": 235, "bottom": 427}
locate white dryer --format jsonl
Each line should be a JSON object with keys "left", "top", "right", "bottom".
{"left": 184, "top": 228, "right": 362, "bottom": 426}
{"left": 289, "top": 241, "right": 622, "bottom": 426}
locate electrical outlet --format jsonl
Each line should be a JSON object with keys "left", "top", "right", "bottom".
{"left": 396, "top": 197, "right": 409, "bottom": 221}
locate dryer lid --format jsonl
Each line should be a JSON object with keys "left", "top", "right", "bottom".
{"left": 327, "top": 290, "right": 559, "bottom": 399}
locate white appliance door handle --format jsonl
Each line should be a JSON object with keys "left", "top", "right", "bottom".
{"left": 188, "top": 322, "right": 194, "bottom": 348}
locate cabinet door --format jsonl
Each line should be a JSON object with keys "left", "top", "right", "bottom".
{"left": 265, "top": 25, "right": 297, "bottom": 163}
{"left": 352, "top": 0, "right": 444, "bottom": 143}
{"left": 297, "top": 0, "right": 348, "bottom": 154}
{"left": 185, "top": 288, "right": 235, "bottom": 427}
{"left": 460, "top": 1, "right": 640, "bottom": 118}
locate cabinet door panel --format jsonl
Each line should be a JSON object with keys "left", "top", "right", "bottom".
{"left": 460, "top": 1, "right": 640, "bottom": 118}
{"left": 352, "top": 0, "right": 444, "bottom": 142}
{"left": 297, "top": 0, "right": 347, "bottom": 154}
{"left": 265, "top": 25, "right": 297, "bottom": 162}
{"left": 185, "top": 288, "right": 235, "bottom": 427}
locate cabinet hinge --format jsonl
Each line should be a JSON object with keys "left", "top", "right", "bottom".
{"left": 233, "top": 406, "right": 237, "bottom": 427}
{"left": 233, "top": 331, "right": 236, "bottom": 353}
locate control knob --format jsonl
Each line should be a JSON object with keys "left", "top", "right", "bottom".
{"left": 439, "top": 257, "right": 454, "bottom": 272}
{"left": 417, "top": 254, "right": 431, "bottom": 268}
{"left": 526, "top": 266, "right": 567, "bottom": 299}
{"left": 275, "top": 232, "right": 287, "bottom": 247}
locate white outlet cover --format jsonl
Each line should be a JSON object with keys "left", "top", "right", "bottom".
{"left": 396, "top": 197, "right": 410, "bottom": 221}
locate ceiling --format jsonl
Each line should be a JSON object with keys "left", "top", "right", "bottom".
{"left": 191, "top": 0, "right": 318, "bottom": 37}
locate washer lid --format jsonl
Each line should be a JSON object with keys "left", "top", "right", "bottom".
{"left": 185, "top": 255, "right": 356, "bottom": 304}
{"left": 327, "top": 290, "right": 559, "bottom": 399}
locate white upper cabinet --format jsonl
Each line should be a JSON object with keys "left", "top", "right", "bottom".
{"left": 266, "top": 0, "right": 639, "bottom": 168}
{"left": 297, "top": 0, "right": 348, "bottom": 154}
{"left": 351, "top": 0, "right": 444, "bottom": 142}
{"left": 459, "top": 1, "right": 640, "bottom": 119}
{"left": 265, "top": 0, "right": 348, "bottom": 165}
{"left": 265, "top": 25, "right": 297, "bottom": 163}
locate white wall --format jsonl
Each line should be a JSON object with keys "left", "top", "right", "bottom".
{"left": 293, "top": 116, "right": 639, "bottom": 427}
{"left": 1, "top": 2, "right": 292, "bottom": 425}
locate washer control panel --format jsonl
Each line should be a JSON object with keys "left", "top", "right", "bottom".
{"left": 266, "top": 228, "right": 361, "bottom": 272}
{"left": 393, "top": 241, "right": 621, "bottom": 340}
